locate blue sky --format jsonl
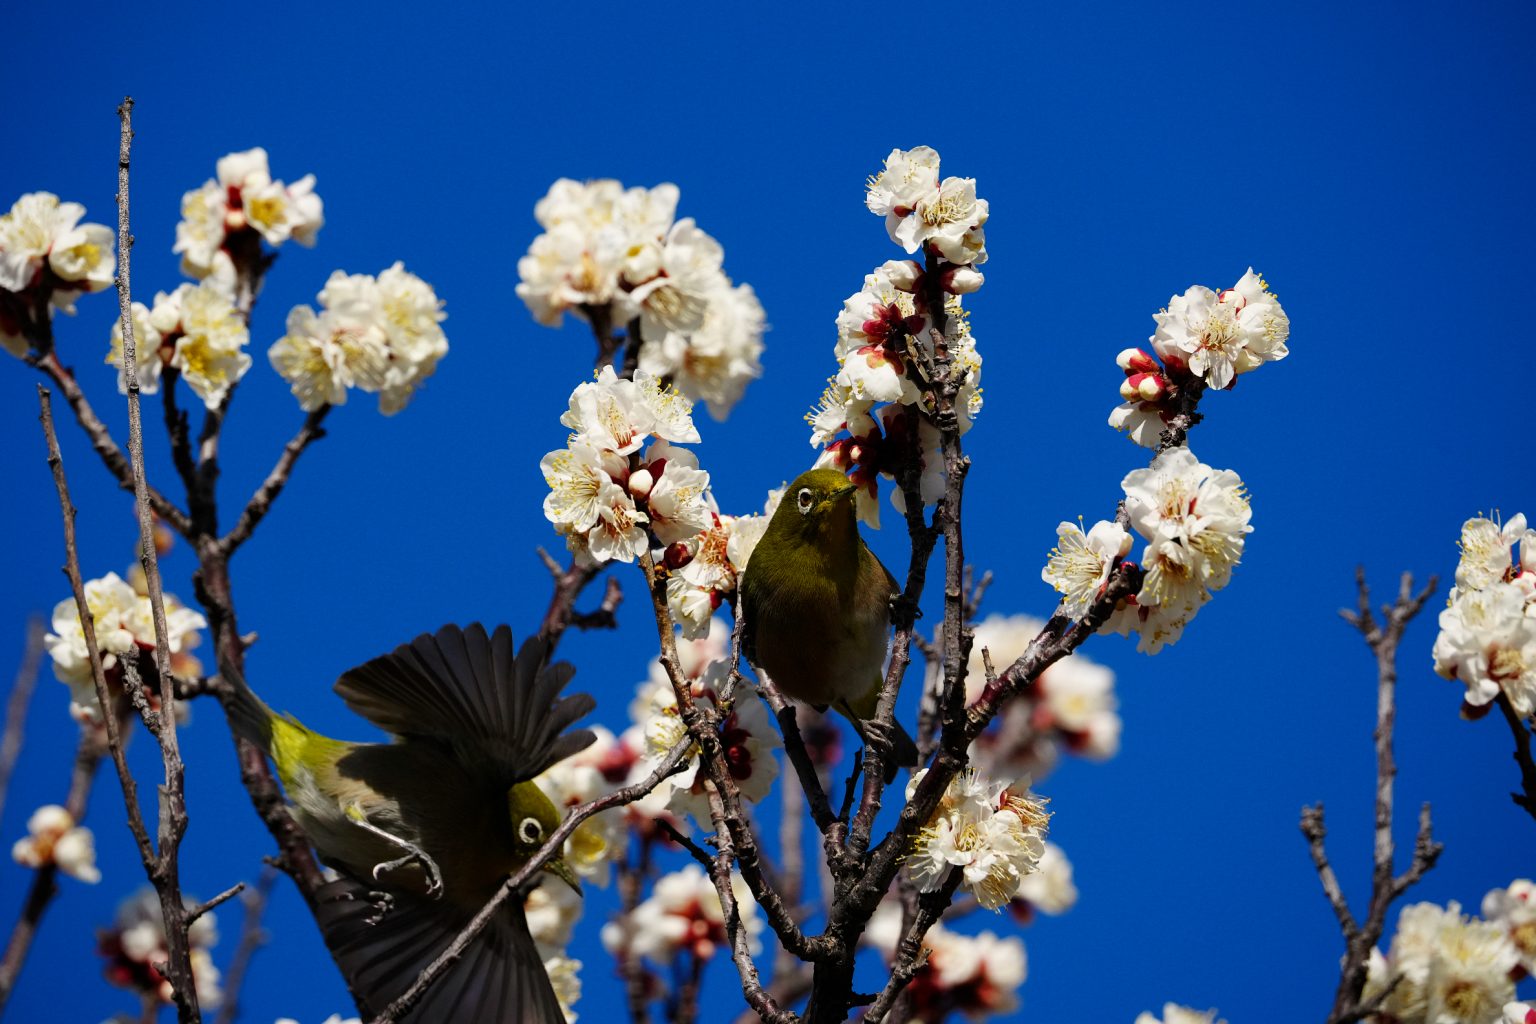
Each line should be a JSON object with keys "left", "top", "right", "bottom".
{"left": 2, "top": 2, "right": 1532, "bottom": 1022}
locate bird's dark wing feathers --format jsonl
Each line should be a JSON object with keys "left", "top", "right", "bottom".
{"left": 334, "top": 623, "right": 595, "bottom": 785}
{"left": 314, "top": 876, "right": 564, "bottom": 1023}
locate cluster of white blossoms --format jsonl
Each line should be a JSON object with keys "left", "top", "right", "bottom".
{"left": 174, "top": 147, "right": 322, "bottom": 288}
{"left": 516, "top": 178, "right": 765, "bottom": 420}
{"left": 1080, "top": 447, "right": 1252, "bottom": 654}
{"left": 1483, "top": 879, "right": 1536, "bottom": 976}
{"left": 542, "top": 367, "right": 713, "bottom": 565}
{"left": 1134, "top": 1005, "right": 1228, "bottom": 1024}
{"left": 1432, "top": 514, "right": 1536, "bottom": 717}
{"left": 0, "top": 192, "right": 115, "bottom": 355}
{"left": 1109, "top": 269, "right": 1289, "bottom": 448}
{"left": 601, "top": 863, "right": 762, "bottom": 964}
{"left": 811, "top": 147, "right": 987, "bottom": 528}
{"left": 662, "top": 487, "right": 775, "bottom": 638}
{"left": 534, "top": 727, "right": 629, "bottom": 888}
{"left": 629, "top": 626, "right": 782, "bottom": 823}
{"left": 99, "top": 887, "right": 222, "bottom": 1008}
{"left": 865, "top": 901, "right": 1026, "bottom": 1020}
{"left": 906, "top": 767, "right": 1050, "bottom": 911}
{"left": 107, "top": 280, "right": 251, "bottom": 408}
{"left": 268, "top": 264, "right": 448, "bottom": 414}
{"left": 965, "top": 614, "right": 1121, "bottom": 782}
{"left": 44, "top": 571, "right": 206, "bottom": 725}
{"left": 1363, "top": 891, "right": 1525, "bottom": 1024}
{"left": 10, "top": 804, "right": 99, "bottom": 883}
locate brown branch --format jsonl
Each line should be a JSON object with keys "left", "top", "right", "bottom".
{"left": 161, "top": 370, "right": 200, "bottom": 513}
{"left": 0, "top": 726, "right": 108, "bottom": 1011}
{"left": 0, "top": 618, "right": 46, "bottom": 827}
{"left": 219, "top": 406, "right": 331, "bottom": 554}
{"left": 616, "top": 842, "right": 656, "bottom": 1024}
{"left": 1309, "top": 569, "right": 1442, "bottom": 1024}
{"left": 1494, "top": 691, "right": 1536, "bottom": 823}
{"left": 569, "top": 574, "right": 624, "bottom": 632}
{"left": 212, "top": 868, "right": 275, "bottom": 1024}
{"left": 115, "top": 94, "right": 201, "bottom": 1024}
{"left": 863, "top": 869, "right": 962, "bottom": 1023}
{"left": 369, "top": 738, "right": 693, "bottom": 1023}
{"left": 185, "top": 883, "right": 245, "bottom": 927}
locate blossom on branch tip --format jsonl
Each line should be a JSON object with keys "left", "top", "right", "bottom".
{"left": 1151, "top": 268, "right": 1288, "bottom": 390}
{"left": 175, "top": 147, "right": 322, "bottom": 285}
{"left": 1369, "top": 899, "right": 1519, "bottom": 1023}
{"left": 866, "top": 147, "right": 989, "bottom": 265}
{"left": 100, "top": 887, "right": 223, "bottom": 1007}
{"left": 906, "top": 767, "right": 1049, "bottom": 910}
{"left": 1133, "top": 1005, "right": 1227, "bottom": 1024}
{"left": 1042, "top": 519, "right": 1132, "bottom": 619}
{"left": 865, "top": 901, "right": 1026, "bottom": 1020}
{"left": 11, "top": 804, "right": 100, "bottom": 883}
{"left": 1433, "top": 513, "right": 1536, "bottom": 716}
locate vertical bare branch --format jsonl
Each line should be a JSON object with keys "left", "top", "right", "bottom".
{"left": 1306, "top": 569, "right": 1442, "bottom": 1024}
{"left": 1494, "top": 692, "right": 1536, "bottom": 823}
{"left": 212, "top": 868, "right": 275, "bottom": 1024}
{"left": 0, "top": 619, "right": 46, "bottom": 826}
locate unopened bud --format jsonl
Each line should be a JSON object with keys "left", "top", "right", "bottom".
{"left": 663, "top": 542, "right": 693, "bottom": 570}
{"left": 1134, "top": 373, "right": 1165, "bottom": 402}
{"left": 1116, "top": 531, "right": 1134, "bottom": 558}
{"left": 943, "top": 266, "right": 984, "bottom": 295}
{"left": 1116, "top": 348, "right": 1160, "bottom": 375}
{"left": 628, "top": 468, "right": 655, "bottom": 498}
{"left": 224, "top": 208, "right": 247, "bottom": 232}
{"left": 880, "top": 259, "right": 922, "bottom": 291}
{"left": 1119, "top": 378, "right": 1139, "bottom": 402}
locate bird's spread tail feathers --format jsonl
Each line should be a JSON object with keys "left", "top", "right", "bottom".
{"left": 219, "top": 658, "right": 275, "bottom": 754}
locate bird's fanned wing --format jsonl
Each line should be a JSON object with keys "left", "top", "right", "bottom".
{"left": 314, "top": 876, "right": 564, "bottom": 1024}
{"left": 333, "top": 623, "right": 595, "bottom": 785}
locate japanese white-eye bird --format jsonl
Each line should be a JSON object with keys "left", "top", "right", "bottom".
{"left": 225, "top": 622, "right": 593, "bottom": 1023}
{"left": 739, "top": 468, "right": 919, "bottom": 780}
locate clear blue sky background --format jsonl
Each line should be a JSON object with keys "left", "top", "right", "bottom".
{"left": 2, "top": 3, "right": 1532, "bottom": 1022}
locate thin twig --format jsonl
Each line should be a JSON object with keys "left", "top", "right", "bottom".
{"left": 0, "top": 619, "right": 46, "bottom": 827}
{"left": 1494, "top": 692, "right": 1536, "bottom": 823}
{"left": 219, "top": 406, "right": 330, "bottom": 554}
{"left": 186, "top": 883, "right": 245, "bottom": 927}
{"left": 212, "top": 868, "right": 275, "bottom": 1024}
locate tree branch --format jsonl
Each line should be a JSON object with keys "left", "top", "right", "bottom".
{"left": 212, "top": 868, "right": 275, "bottom": 1024}
{"left": 1494, "top": 691, "right": 1536, "bottom": 824}
{"left": 219, "top": 406, "right": 331, "bottom": 555}
{"left": 0, "top": 618, "right": 46, "bottom": 827}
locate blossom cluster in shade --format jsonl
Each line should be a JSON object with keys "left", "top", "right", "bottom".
{"left": 0, "top": 192, "right": 115, "bottom": 356}
{"left": 906, "top": 766, "right": 1049, "bottom": 911}
{"left": 965, "top": 614, "right": 1122, "bottom": 782}
{"left": 865, "top": 900, "right": 1026, "bottom": 1020}
{"left": 602, "top": 863, "right": 762, "bottom": 965}
{"left": 269, "top": 263, "right": 448, "bottom": 414}
{"left": 1081, "top": 446, "right": 1252, "bottom": 654}
{"left": 1109, "top": 269, "right": 1289, "bottom": 448}
{"left": 516, "top": 178, "right": 765, "bottom": 420}
{"left": 10, "top": 804, "right": 99, "bottom": 883}
{"left": 809, "top": 147, "right": 987, "bottom": 527}
{"left": 44, "top": 570, "right": 206, "bottom": 725}
{"left": 1433, "top": 513, "right": 1536, "bottom": 717}
{"left": 174, "top": 147, "right": 322, "bottom": 289}
{"left": 98, "top": 887, "right": 223, "bottom": 1008}
{"left": 107, "top": 280, "right": 251, "bottom": 409}
{"left": 1135, "top": 1005, "right": 1228, "bottom": 1024}
{"left": 1361, "top": 885, "right": 1532, "bottom": 1024}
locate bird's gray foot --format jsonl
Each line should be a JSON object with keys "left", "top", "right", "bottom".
{"left": 345, "top": 804, "right": 444, "bottom": 899}
{"left": 363, "top": 889, "right": 394, "bottom": 926}
{"left": 862, "top": 718, "right": 898, "bottom": 762}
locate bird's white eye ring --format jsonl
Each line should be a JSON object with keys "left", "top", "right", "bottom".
{"left": 797, "top": 487, "right": 813, "bottom": 514}
{"left": 519, "top": 816, "right": 544, "bottom": 844}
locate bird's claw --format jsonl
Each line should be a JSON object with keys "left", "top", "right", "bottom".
{"left": 862, "top": 718, "right": 897, "bottom": 761}
{"left": 362, "top": 889, "right": 394, "bottom": 926}
{"left": 370, "top": 849, "right": 444, "bottom": 900}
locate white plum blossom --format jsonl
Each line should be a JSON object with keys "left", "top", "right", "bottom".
{"left": 0, "top": 192, "right": 115, "bottom": 318}
{"left": 601, "top": 863, "right": 761, "bottom": 964}
{"left": 543, "top": 955, "right": 581, "bottom": 1023}
{"left": 1134, "top": 1005, "right": 1228, "bottom": 1024}
{"left": 533, "top": 740, "right": 625, "bottom": 887}
{"left": 526, "top": 873, "right": 585, "bottom": 957}
{"left": 1151, "top": 268, "right": 1289, "bottom": 390}
{"left": 1370, "top": 900, "right": 1520, "bottom": 1024}
{"left": 518, "top": 179, "right": 764, "bottom": 417}
{"left": 865, "top": 901, "right": 1026, "bottom": 1020}
{"left": 11, "top": 804, "right": 100, "bottom": 883}
{"left": 866, "top": 147, "right": 988, "bottom": 265}
{"left": 101, "top": 887, "right": 223, "bottom": 1008}
{"left": 1433, "top": 514, "right": 1536, "bottom": 716}
{"left": 1104, "top": 447, "right": 1252, "bottom": 654}
{"left": 269, "top": 265, "right": 447, "bottom": 414}
{"left": 175, "top": 147, "right": 322, "bottom": 283}
{"left": 1014, "top": 841, "right": 1077, "bottom": 916}
{"left": 44, "top": 571, "right": 206, "bottom": 724}
{"left": 1482, "top": 880, "right": 1536, "bottom": 974}
{"left": 106, "top": 301, "right": 167, "bottom": 394}
{"left": 906, "top": 767, "right": 1049, "bottom": 910}
{"left": 1507, "top": 1003, "right": 1536, "bottom": 1024}
{"left": 1043, "top": 518, "right": 1133, "bottom": 618}
{"left": 111, "top": 282, "right": 252, "bottom": 409}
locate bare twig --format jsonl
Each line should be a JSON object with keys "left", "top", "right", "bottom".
{"left": 186, "top": 883, "right": 245, "bottom": 927}
{"left": 0, "top": 619, "right": 46, "bottom": 826}
{"left": 1494, "top": 692, "right": 1536, "bottom": 823}
{"left": 1308, "top": 569, "right": 1442, "bottom": 1024}
{"left": 219, "top": 406, "right": 331, "bottom": 554}
{"left": 115, "top": 96, "right": 201, "bottom": 1023}
{"left": 862, "top": 869, "right": 962, "bottom": 1023}
{"left": 369, "top": 739, "right": 694, "bottom": 1023}
{"left": 212, "top": 868, "right": 275, "bottom": 1024}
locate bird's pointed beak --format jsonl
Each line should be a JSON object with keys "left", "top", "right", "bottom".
{"left": 833, "top": 482, "right": 859, "bottom": 503}
{"left": 543, "top": 857, "right": 582, "bottom": 895}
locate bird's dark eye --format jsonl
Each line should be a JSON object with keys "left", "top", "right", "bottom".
{"left": 519, "top": 816, "right": 544, "bottom": 844}
{"left": 797, "top": 487, "right": 813, "bottom": 514}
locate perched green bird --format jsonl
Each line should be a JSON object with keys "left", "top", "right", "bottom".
{"left": 225, "top": 622, "right": 593, "bottom": 1023}
{"left": 739, "top": 468, "right": 919, "bottom": 780}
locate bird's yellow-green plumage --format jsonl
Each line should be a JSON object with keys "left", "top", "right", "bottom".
{"left": 225, "top": 623, "right": 592, "bottom": 1023}
{"left": 739, "top": 468, "right": 919, "bottom": 776}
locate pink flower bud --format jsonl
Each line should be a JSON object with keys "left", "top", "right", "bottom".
{"left": 1116, "top": 348, "right": 1160, "bottom": 375}
{"left": 942, "top": 266, "right": 985, "bottom": 294}
{"left": 628, "top": 468, "right": 655, "bottom": 498}
{"left": 1119, "top": 379, "right": 1139, "bottom": 401}
{"left": 1134, "top": 373, "right": 1165, "bottom": 402}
